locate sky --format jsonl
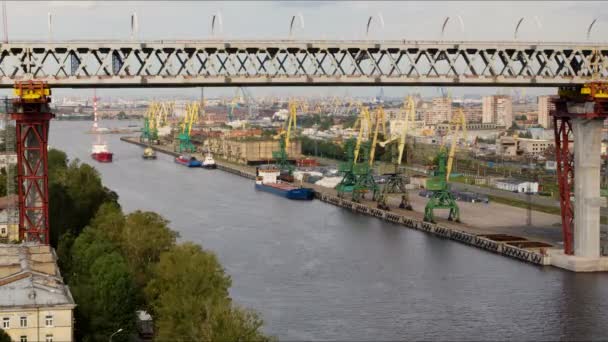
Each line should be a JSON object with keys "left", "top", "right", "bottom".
{"left": 0, "top": 0, "right": 605, "bottom": 100}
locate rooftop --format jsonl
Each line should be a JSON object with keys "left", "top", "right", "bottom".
{"left": 0, "top": 243, "right": 75, "bottom": 309}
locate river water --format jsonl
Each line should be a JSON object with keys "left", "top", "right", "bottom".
{"left": 50, "top": 120, "right": 608, "bottom": 341}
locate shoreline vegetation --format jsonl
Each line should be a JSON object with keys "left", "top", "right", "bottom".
{"left": 46, "top": 148, "right": 272, "bottom": 341}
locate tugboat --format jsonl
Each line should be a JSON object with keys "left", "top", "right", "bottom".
{"left": 91, "top": 142, "right": 113, "bottom": 163}
{"left": 254, "top": 166, "right": 314, "bottom": 200}
{"left": 174, "top": 154, "right": 201, "bottom": 168}
{"left": 201, "top": 153, "right": 217, "bottom": 169}
{"left": 142, "top": 147, "right": 157, "bottom": 160}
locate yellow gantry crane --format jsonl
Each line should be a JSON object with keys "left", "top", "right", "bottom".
{"left": 175, "top": 102, "right": 199, "bottom": 153}
{"left": 423, "top": 106, "right": 467, "bottom": 223}
{"left": 377, "top": 96, "right": 416, "bottom": 210}
{"left": 272, "top": 100, "right": 298, "bottom": 178}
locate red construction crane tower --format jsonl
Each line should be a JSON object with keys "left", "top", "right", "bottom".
{"left": 10, "top": 81, "right": 54, "bottom": 244}
{"left": 552, "top": 82, "right": 608, "bottom": 255}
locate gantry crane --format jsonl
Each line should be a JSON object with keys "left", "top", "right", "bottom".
{"left": 423, "top": 107, "right": 467, "bottom": 223}
{"left": 351, "top": 106, "right": 385, "bottom": 202}
{"left": 272, "top": 100, "right": 298, "bottom": 180}
{"left": 175, "top": 102, "right": 199, "bottom": 153}
{"left": 377, "top": 96, "right": 416, "bottom": 211}
{"left": 336, "top": 104, "right": 371, "bottom": 197}
{"left": 140, "top": 102, "right": 160, "bottom": 144}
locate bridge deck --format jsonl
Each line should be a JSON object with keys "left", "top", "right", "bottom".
{"left": 1, "top": 40, "right": 606, "bottom": 87}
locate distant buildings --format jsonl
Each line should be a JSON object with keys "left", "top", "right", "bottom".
{"left": 482, "top": 95, "right": 513, "bottom": 128}
{"left": 424, "top": 97, "right": 452, "bottom": 125}
{"left": 497, "top": 136, "right": 554, "bottom": 156}
{"left": 538, "top": 95, "right": 558, "bottom": 129}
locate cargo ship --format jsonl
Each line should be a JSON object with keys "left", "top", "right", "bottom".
{"left": 142, "top": 147, "right": 157, "bottom": 160}
{"left": 254, "top": 167, "right": 314, "bottom": 200}
{"left": 201, "top": 153, "right": 217, "bottom": 169}
{"left": 91, "top": 143, "right": 113, "bottom": 163}
{"left": 174, "top": 155, "right": 201, "bottom": 167}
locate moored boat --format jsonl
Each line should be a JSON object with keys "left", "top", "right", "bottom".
{"left": 91, "top": 143, "right": 113, "bottom": 163}
{"left": 254, "top": 166, "right": 314, "bottom": 200}
{"left": 175, "top": 155, "right": 201, "bottom": 167}
{"left": 201, "top": 153, "right": 217, "bottom": 169}
{"left": 142, "top": 147, "right": 157, "bottom": 160}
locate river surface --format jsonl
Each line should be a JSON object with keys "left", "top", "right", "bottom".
{"left": 50, "top": 120, "right": 608, "bottom": 341}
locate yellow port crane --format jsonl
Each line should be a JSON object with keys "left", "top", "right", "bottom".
{"left": 377, "top": 96, "right": 416, "bottom": 210}
{"left": 423, "top": 106, "right": 467, "bottom": 223}
{"left": 272, "top": 100, "right": 298, "bottom": 178}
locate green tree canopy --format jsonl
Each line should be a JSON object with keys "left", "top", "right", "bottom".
{"left": 70, "top": 228, "right": 136, "bottom": 342}
{"left": 121, "top": 211, "right": 179, "bottom": 289}
{"left": 145, "top": 243, "right": 233, "bottom": 340}
{"left": 0, "top": 328, "right": 10, "bottom": 342}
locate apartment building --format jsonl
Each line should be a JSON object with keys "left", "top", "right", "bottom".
{"left": 482, "top": 95, "right": 513, "bottom": 128}
{"left": 424, "top": 97, "right": 452, "bottom": 125}
{"left": 538, "top": 95, "right": 559, "bottom": 129}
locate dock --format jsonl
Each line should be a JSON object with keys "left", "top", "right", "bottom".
{"left": 122, "top": 136, "right": 559, "bottom": 267}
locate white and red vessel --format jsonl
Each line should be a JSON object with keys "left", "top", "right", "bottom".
{"left": 91, "top": 143, "right": 113, "bottom": 163}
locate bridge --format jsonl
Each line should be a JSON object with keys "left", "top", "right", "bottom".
{"left": 0, "top": 40, "right": 606, "bottom": 87}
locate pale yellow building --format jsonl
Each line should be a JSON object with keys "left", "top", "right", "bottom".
{"left": 424, "top": 97, "right": 451, "bottom": 125}
{"left": 0, "top": 244, "right": 76, "bottom": 342}
{"left": 0, "top": 196, "right": 19, "bottom": 243}
{"left": 208, "top": 138, "right": 302, "bottom": 165}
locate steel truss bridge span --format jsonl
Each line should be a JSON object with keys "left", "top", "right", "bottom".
{"left": 1, "top": 40, "right": 607, "bottom": 87}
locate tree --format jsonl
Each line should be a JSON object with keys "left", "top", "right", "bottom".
{"left": 145, "top": 243, "right": 270, "bottom": 341}
{"left": 202, "top": 305, "right": 272, "bottom": 342}
{"left": 70, "top": 228, "right": 137, "bottom": 342}
{"left": 0, "top": 328, "right": 10, "bottom": 342}
{"left": 120, "top": 211, "right": 179, "bottom": 289}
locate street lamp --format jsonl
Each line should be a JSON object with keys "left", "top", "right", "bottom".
{"left": 440, "top": 15, "right": 465, "bottom": 40}
{"left": 587, "top": 18, "right": 598, "bottom": 40}
{"left": 211, "top": 11, "right": 223, "bottom": 37}
{"left": 514, "top": 16, "right": 542, "bottom": 40}
{"left": 109, "top": 328, "right": 123, "bottom": 342}
{"left": 289, "top": 13, "right": 304, "bottom": 38}
{"left": 366, "top": 12, "right": 384, "bottom": 39}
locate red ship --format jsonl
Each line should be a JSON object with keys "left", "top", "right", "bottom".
{"left": 91, "top": 143, "right": 113, "bottom": 163}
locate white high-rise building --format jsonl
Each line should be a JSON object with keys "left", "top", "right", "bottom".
{"left": 482, "top": 95, "right": 513, "bottom": 128}
{"left": 538, "top": 95, "right": 558, "bottom": 129}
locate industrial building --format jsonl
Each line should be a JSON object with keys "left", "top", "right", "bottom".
{"left": 497, "top": 136, "right": 554, "bottom": 156}
{"left": 0, "top": 244, "right": 75, "bottom": 342}
{"left": 208, "top": 138, "right": 302, "bottom": 165}
{"left": 495, "top": 179, "right": 539, "bottom": 193}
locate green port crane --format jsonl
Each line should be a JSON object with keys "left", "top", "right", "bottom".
{"left": 272, "top": 100, "right": 298, "bottom": 178}
{"left": 377, "top": 96, "right": 416, "bottom": 211}
{"left": 351, "top": 106, "right": 385, "bottom": 202}
{"left": 140, "top": 102, "right": 160, "bottom": 144}
{"left": 175, "top": 102, "right": 199, "bottom": 153}
{"left": 336, "top": 103, "right": 370, "bottom": 198}
{"left": 423, "top": 107, "right": 467, "bottom": 223}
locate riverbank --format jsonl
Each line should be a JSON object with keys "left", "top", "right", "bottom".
{"left": 121, "top": 136, "right": 566, "bottom": 268}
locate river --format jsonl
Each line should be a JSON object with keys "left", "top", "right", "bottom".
{"left": 50, "top": 120, "right": 608, "bottom": 341}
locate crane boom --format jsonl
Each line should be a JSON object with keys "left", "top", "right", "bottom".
{"left": 368, "top": 106, "right": 385, "bottom": 166}
{"left": 445, "top": 107, "right": 467, "bottom": 181}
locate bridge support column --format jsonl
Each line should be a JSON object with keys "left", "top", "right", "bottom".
{"left": 572, "top": 118, "right": 603, "bottom": 258}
